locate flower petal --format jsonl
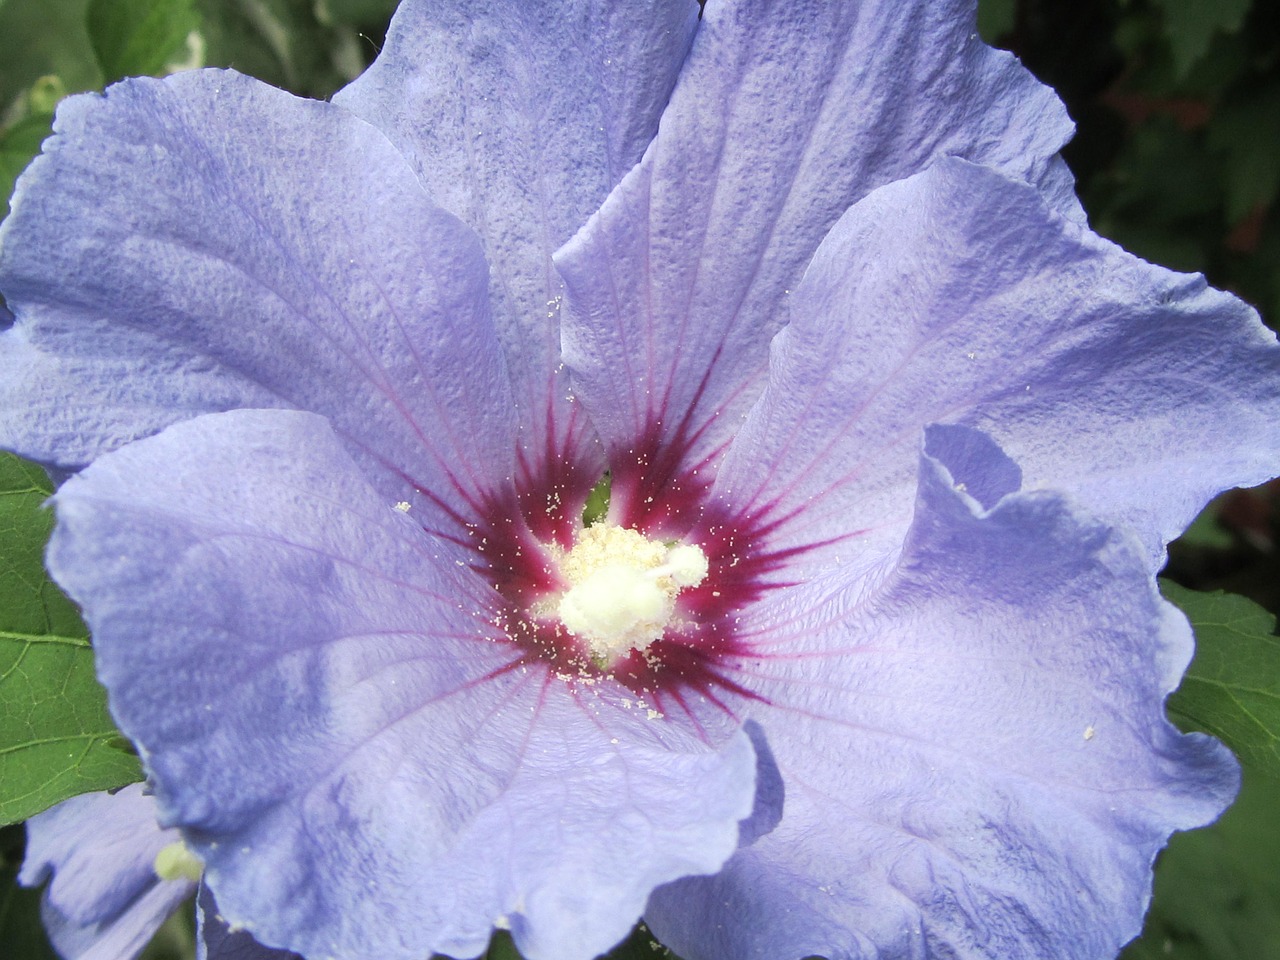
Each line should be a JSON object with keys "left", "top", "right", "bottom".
{"left": 714, "top": 158, "right": 1280, "bottom": 574}
{"left": 38, "top": 883, "right": 192, "bottom": 960}
{"left": 334, "top": 0, "right": 699, "bottom": 466}
{"left": 49, "top": 408, "right": 759, "bottom": 960}
{"left": 646, "top": 425, "right": 1238, "bottom": 960}
{"left": 0, "top": 69, "right": 515, "bottom": 539}
{"left": 556, "top": 0, "right": 1074, "bottom": 521}
{"left": 20, "top": 785, "right": 194, "bottom": 960}
{"left": 197, "top": 885, "right": 300, "bottom": 960}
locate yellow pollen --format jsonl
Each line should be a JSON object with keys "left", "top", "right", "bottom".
{"left": 154, "top": 841, "right": 204, "bottom": 883}
{"left": 555, "top": 524, "right": 708, "bottom": 665}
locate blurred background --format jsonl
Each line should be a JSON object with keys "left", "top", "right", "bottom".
{"left": 0, "top": 1, "right": 1278, "bottom": 958}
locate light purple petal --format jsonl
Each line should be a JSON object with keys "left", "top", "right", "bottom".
{"left": 20, "top": 784, "right": 194, "bottom": 960}
{"left": 0, "top": 68, "right": 515, "bottom": 540}
{"left": 646, "top": 424, "right": 1238, "bottom": 960}
{"left": 556, "top": 0, "right": 1074, "bottom": 525}
{"left": 197, "top": 885, "right": 299, "bottom": 960}
{"left": 334, "top": 0, "right": 699, "bottom": 475}
{"left": 21, "top": 784, "right": 176, "bottom": 926}
{"left": 39, "top": 883, "right": 192, "bottom": 960}
{"left": 714, "top": 158, "right": 1280, "bottom": 575}
{"left": 48, "top": 409, "right": 758, "bottom": 960}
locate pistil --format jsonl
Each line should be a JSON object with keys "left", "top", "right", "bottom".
{"left": 553, "top": 524, "right": 708, "bottom": 665}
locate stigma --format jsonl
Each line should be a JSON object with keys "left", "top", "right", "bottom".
{"left": 154, "top": 841, "right": 204, "bottom": 883}
{"left": 552, "top": 524, "right": 708, "bottom": 666}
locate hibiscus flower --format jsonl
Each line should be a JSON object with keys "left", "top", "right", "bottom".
{"left": 20, "top": 786, "right": 197, "bottom": 960}
{"left": 4, "top": 2, "right": 1278, "bottom": 959}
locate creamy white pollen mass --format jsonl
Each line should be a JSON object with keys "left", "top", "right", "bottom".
{"left": 153, "top": 841, "right": 204, "bottom": 883}
{"left": 554, "top": 524, "right": 708, "bottom": 664}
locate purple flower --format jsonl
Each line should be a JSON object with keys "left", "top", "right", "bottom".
{"left": 20, "top": 785, "right": 196, "bottom": 960}
{"left": 22, "top": 787, "right": 301, "bottom": 960}
{"left": 3, "top": 1, "right": 1278, "bottom": 959}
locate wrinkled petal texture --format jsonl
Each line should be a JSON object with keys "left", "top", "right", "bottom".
{"left": 20, "top": 784, "right": 194, "bottom": 960}
{"left": 198, "top": 885, "right": 301, "bottom": 960}
{"left": 557, "top": 0, "right": 1076, "bottom": 511}
{"left": 48, "top": 409, "right": 758, "bottom": 960}
{"left": 0, "top": 69, "right": 516, "bottom": 541}
{"left": 714, "top": 159, "right": 1280, "bottom": 574}
{"left": 335, "top": 0, "right": 699, "bottom": 463}
{"left": 646, "top": 425, "right": 1238, "bottom": 960}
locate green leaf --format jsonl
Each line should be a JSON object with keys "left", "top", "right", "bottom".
{"left": 0, "top": 111, "right": 52, "bottom": 220}
{"left": 1162, "top": 581, "right": 1280, "bottom": 778}
{"left": 194, "top": 0, "right": 348, "bottom": 98}
{"left": 975, "top": 0, "right": 1016, "bottom": 44}
{"left": 0, "top": 0, "right": 101, "bottom": 110}
{"left": 86, "top": 0, "right": 201, "bottom": 84}
{"left": 483, "top": 931, "right": 525, "bottom": 960}
{"left": 1, "top": 826, "right": 59, "bottom": 960}
{"left": 582, "top": 472, "right": 611, "bottom": 527}
{"left": 1175, "top": 495, "right": 1234, "bottom": 550}
{"left": 1121, "top": 769, "right": 1280, "bottom": 960}
{"left": 600, "top": 924, "right": 683, "bottom": 960}
{"left": 137, "top": 898, "right": 199, "bottom": 960}
{"left": 1149, "top": 0, "right": 1251, "bottom": 76}
{"left": 1207, "top": 81, "right": 1280, "bottom": 225}
{"left": 319, "top": 0, "right": 398, "bottom": 27}
{"left": 0, "top": 452, "right": 142, "bottom": 827}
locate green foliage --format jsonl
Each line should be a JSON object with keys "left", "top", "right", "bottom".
{"left": 0, "top": 825, "right": 59, "bottom": 960}
{"left": 1207, "top": 82, "right": 1280, "bottom": 225}
{"left": 1122, "top": 769, "right": 1280, "bottom": 960}
{"left": 976, "top": 0, "right": 1016, "bottom": 43}
{"left": 602, "top": 925, "right": 683, "bottom": 960}
{"left": 1005, "top": 0, "right": 1280, "bottom": 327}
{"left": 0, "top": 1, "right": 95, "bottom": 219}
{"left": 1148, "top": 0, "right": 1251, "bottom": 76}
{"left": 0, "top": 0, "right": 101, "bottom": 111}
{"left": 0, "top": 453, "right": 141, "bottom": 827}
{"left": 482, "top": 931, "right": 524, "bottom": 960}
{"left": 0, "top": 112, "right": 52, "bottom": 220}
{"left": 1162, "top": 581, "right": 1280, "bottom": 778}
{"left": 1175, "top": 495, "right": 1235, "bottom": 550}
{"left": 583, "top": 473, "right": 612, "bottom": 527}
{"left": 137, "top": 902, "right": 199, "bottom": 960}
{"left": 86, "top": 0, "right": 200, "bottom": 84}
{"left": 193, "top": 0, "right": 385, "bottom": 99}
{"left": 1121, "top": 580, "right": 1280, "bottom": 959}
{"left": 1088, "top": 116, "right": 1218, "bottom": 274}
{"left": 0, "top": 0, "right": 399, "bottom": 224}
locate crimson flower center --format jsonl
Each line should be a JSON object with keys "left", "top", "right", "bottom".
{"left": 470, "top": 426, "right": 794, "bottom": 705}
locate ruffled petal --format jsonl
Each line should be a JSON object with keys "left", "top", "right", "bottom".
{"left": 20, "top": 785, "right": 194, "bottom": 960}
{"left": 556, "top": 0, "right": 1074, "bottom": 527}
{"left": 646, "top": 425, "right": 1238, "bottom": 960}
{"left": 49, "top": 409, "right": 759, "bottom": 960}
{"left": 713, "top": 158, "right": 1280, "bottom": 574}
{"left": 335, "top": 0, "right": 700, "bottom": 478}
{"left": 197, "top": 885, "right": 299, "bottom": 960}
{"left": 0, "top": 68, "right": 515, "bottom": 540}
{"left": 21, "top": 784, "right": 177, "bottom": 926}
{"left": 39, "top": 883, "right": 192, "bottom": 960}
